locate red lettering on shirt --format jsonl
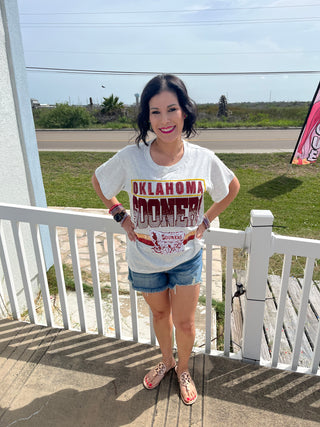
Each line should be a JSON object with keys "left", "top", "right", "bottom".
{"left": 166, "top": 182, "right": 174, "bottom": 195}
{"left": 198, "top": 181, "right": 204, "bottom": 193}
{"left": 148, "top": 182, "right": 154, "bottom": 195}
{"left": 139, "top": 182, "right": 146, "bottom": 195}
{"left": 156, "top": 183, "right": 164, "bottom": 195}
{"left": 186, "top": 181, "right": 196, "bottom": 194}
{"left": 176, "top": 181, "right": 184, "bottom": 194}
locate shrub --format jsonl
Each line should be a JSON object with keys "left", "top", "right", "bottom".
{"left": 34, "top": 103, "right": 93, "bottom": 129}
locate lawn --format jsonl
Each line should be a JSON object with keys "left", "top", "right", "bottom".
{"left": 40, "top": 150, "right": 320, "bottom": 282}
{"left": 39, "top": 151, "right": 320, "bottom": 240}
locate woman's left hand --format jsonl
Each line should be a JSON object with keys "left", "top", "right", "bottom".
{"left": 121, "top": 215, "right": 137, "bottom": 242}
{"left": 195, "top": 222, "right": 206, "bottom": 239}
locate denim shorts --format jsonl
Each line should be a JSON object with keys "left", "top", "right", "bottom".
{"left": 128, "top": 249, "right": 203, "bottom": 294}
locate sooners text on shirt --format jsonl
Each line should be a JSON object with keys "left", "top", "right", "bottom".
{"left": 131, "top": 179, "right": 205, "bottom": 229}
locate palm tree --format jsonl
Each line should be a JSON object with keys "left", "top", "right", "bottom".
{"left": 100, "top": 94, "right": 124, "bottom": 116}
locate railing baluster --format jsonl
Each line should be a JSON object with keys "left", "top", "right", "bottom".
{"left": 311, "top": 313, "right": 320, "bottom": 374}
{"left": 149, "top": 309, "right": 156, "bottom": 345}
{"left": 68, "top": 228, "right": 87, "bottom": 333}
{"left": 271, "top": 253, "right": 292, "bottom": 367}
{"left": 129, "top": 286, "right": 139, "bottom": 342}
{"left": 224, "top": 247, "right": 234, "bottom": 357}
{"left": 30, "top": 223, "right": 53, "bottom": 327}
{"left": 11, "top": 222, "right": 36, "bottom": 323}
{"left": 106, "top": 233, "right": 121, "bottom": 339}
{"left": 87, "top": 230, "right": 104, "bottom": 335}
{"left": 49, "top": 225, "right": 70, "bottom": 329}
{"left": 291, "top": 257, "right": 315, "bottom": 371}
{"left": 0, "top": 220, "right": 20, "bottom": 320}
{"left": 205, "top": 244, "right": 213, "bottom": 354}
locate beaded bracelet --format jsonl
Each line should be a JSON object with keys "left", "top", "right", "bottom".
{"left": 109, "top": 204, "right": 123, "bottom": 215}
{"left": 202, "top": 214, "right": 211, "bottom": 230}
{"left": 120, "top": 212, "right": 129, "bottom": 226}
{"left": 109, "top": 204, "right": 129, "bottom": 227}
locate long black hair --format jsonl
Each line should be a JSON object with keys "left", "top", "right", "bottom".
{"left": 135, "top": 74, "right": 197, "bottom": 146}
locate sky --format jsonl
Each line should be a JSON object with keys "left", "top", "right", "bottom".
{"left": 17, "top": 0, "right": 320, "bottom": 106}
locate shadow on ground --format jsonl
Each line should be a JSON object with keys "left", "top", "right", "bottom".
{"left": 0, "top": 319, "right": 319, "bottom": 426}
{"left": 248, "top": 175, "right": 302, "bottom": 199}
{"left": 205, "top": 356, "right": 320, "bottom": 425}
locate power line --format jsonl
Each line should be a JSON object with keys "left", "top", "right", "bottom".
{"left": 19, "top": 3, "right": 320, "bottom": 15}
{"left": 26, "top": 66, "right": 320, "bottom": 76}
{"left": 25, "top": 49, "right": 320, "bottom": 57}
{"left": 20, "top": 16, "right": 320, "bottom": 28}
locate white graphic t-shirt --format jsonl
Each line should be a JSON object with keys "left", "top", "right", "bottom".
{"left": 95, "top": 140, "right": 235, "bottom": 273}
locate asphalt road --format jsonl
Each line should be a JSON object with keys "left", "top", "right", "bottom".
{"left": 36, "top": 128, "right": 300, "bottom": 153}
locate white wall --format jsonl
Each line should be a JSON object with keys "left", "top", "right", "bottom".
{"left": 0, "top": 0, "right": 53, "bottom": 316}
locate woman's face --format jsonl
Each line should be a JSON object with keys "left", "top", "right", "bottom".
{"left": 149, "top": 90, "right": 185, "bottom": 145}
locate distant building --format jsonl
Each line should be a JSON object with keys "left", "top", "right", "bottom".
{"left": 31, "top": 98, "right": 55, "bottom": 109}
{"left": 31, "top": 98, "right": 40, "bottom": 108}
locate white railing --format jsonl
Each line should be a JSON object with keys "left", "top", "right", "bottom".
{"left": 0, "top": 203, "right": 319, "bottom": 376}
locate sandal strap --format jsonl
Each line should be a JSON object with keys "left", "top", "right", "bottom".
{"left": 179, "top": 371, "right": 193, "bottom": 391}
{"left": 153, "top": 361, "right": 167, "bottom": 377}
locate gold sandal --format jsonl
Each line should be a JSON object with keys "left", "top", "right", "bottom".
{"left": 143, "top": 361, "right": 175, "bottom": 390}
{"left": 176, "top": 368, "right": 198, "bottom": 405}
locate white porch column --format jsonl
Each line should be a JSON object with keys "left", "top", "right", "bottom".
{"left": 0, "top": 0, "right": 53, "bottom": 316}
{"left": 242, "top": 210, "right": 274, "bottom": 363}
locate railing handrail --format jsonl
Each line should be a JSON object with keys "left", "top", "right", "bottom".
{"left": 0, "top": 203, "right": 123, "bottom": 233}
{"left": 272, "top": 233, "right": 320, "bottom": 258}
{"left": 0, "top": 203, "right": 247, "bottom": 247}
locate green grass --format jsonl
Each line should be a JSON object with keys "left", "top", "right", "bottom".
{"left": 47, "top": 264, "right": 94, "bottom": 296}
{"left": 218, "top": 153, "right": 320, "bottom": 239}
{"left": 40, "top": 151, "right": 320, "bottom": 281}
{"left": 40, "top": 151, "right": 320, "bottom": 240}
{"left": 196, "top": 102, "right": 309, "bottom": 128}
{"left": 39, "top": 152, "right": 130, "bottom": 209}
{"left": 46, "top": 263, "right": 120, "bottom": 299}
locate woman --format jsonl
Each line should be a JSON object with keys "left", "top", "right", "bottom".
{"left": 92, "top": 74, "right": 240, "bottom": 405}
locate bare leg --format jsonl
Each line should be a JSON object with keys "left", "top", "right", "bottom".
{"left": 142, "top": 290, "right": 176, "bottom": 387}
{"left": 171, "top": 283, "right": 200, "bottom": 403}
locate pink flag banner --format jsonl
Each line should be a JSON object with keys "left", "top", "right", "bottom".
{"left": 291, "top": 82, "right": 320, "bottom": 165}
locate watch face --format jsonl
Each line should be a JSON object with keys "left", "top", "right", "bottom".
{"left": 114, "top": 211, "right": 126, "bottom": 222}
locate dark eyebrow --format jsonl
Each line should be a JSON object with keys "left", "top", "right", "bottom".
{"left": 150, "top": 103, "right": 178, "bottom": 111}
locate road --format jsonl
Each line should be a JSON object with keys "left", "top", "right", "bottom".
{"left": 36, "top": 128, "right": 300, "bottom": 153}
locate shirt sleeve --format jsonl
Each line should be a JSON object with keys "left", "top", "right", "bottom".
{"left": 207, "top": 153, "right": 235, "bottom": 202}
{"left": 94, "top": 151, "right": 126, "bottom": 199}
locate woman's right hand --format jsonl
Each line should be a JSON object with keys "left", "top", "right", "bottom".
{"left": 121, "top": 215, "right": 137, "bottom": 242}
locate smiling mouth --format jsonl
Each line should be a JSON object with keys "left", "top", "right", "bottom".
{"left": 159, "top": 126, "right": 176, "bottom": 134}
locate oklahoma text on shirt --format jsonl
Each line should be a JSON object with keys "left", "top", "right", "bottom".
{"left": 131, "top": 179, "right": 205, "bottom": 229}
